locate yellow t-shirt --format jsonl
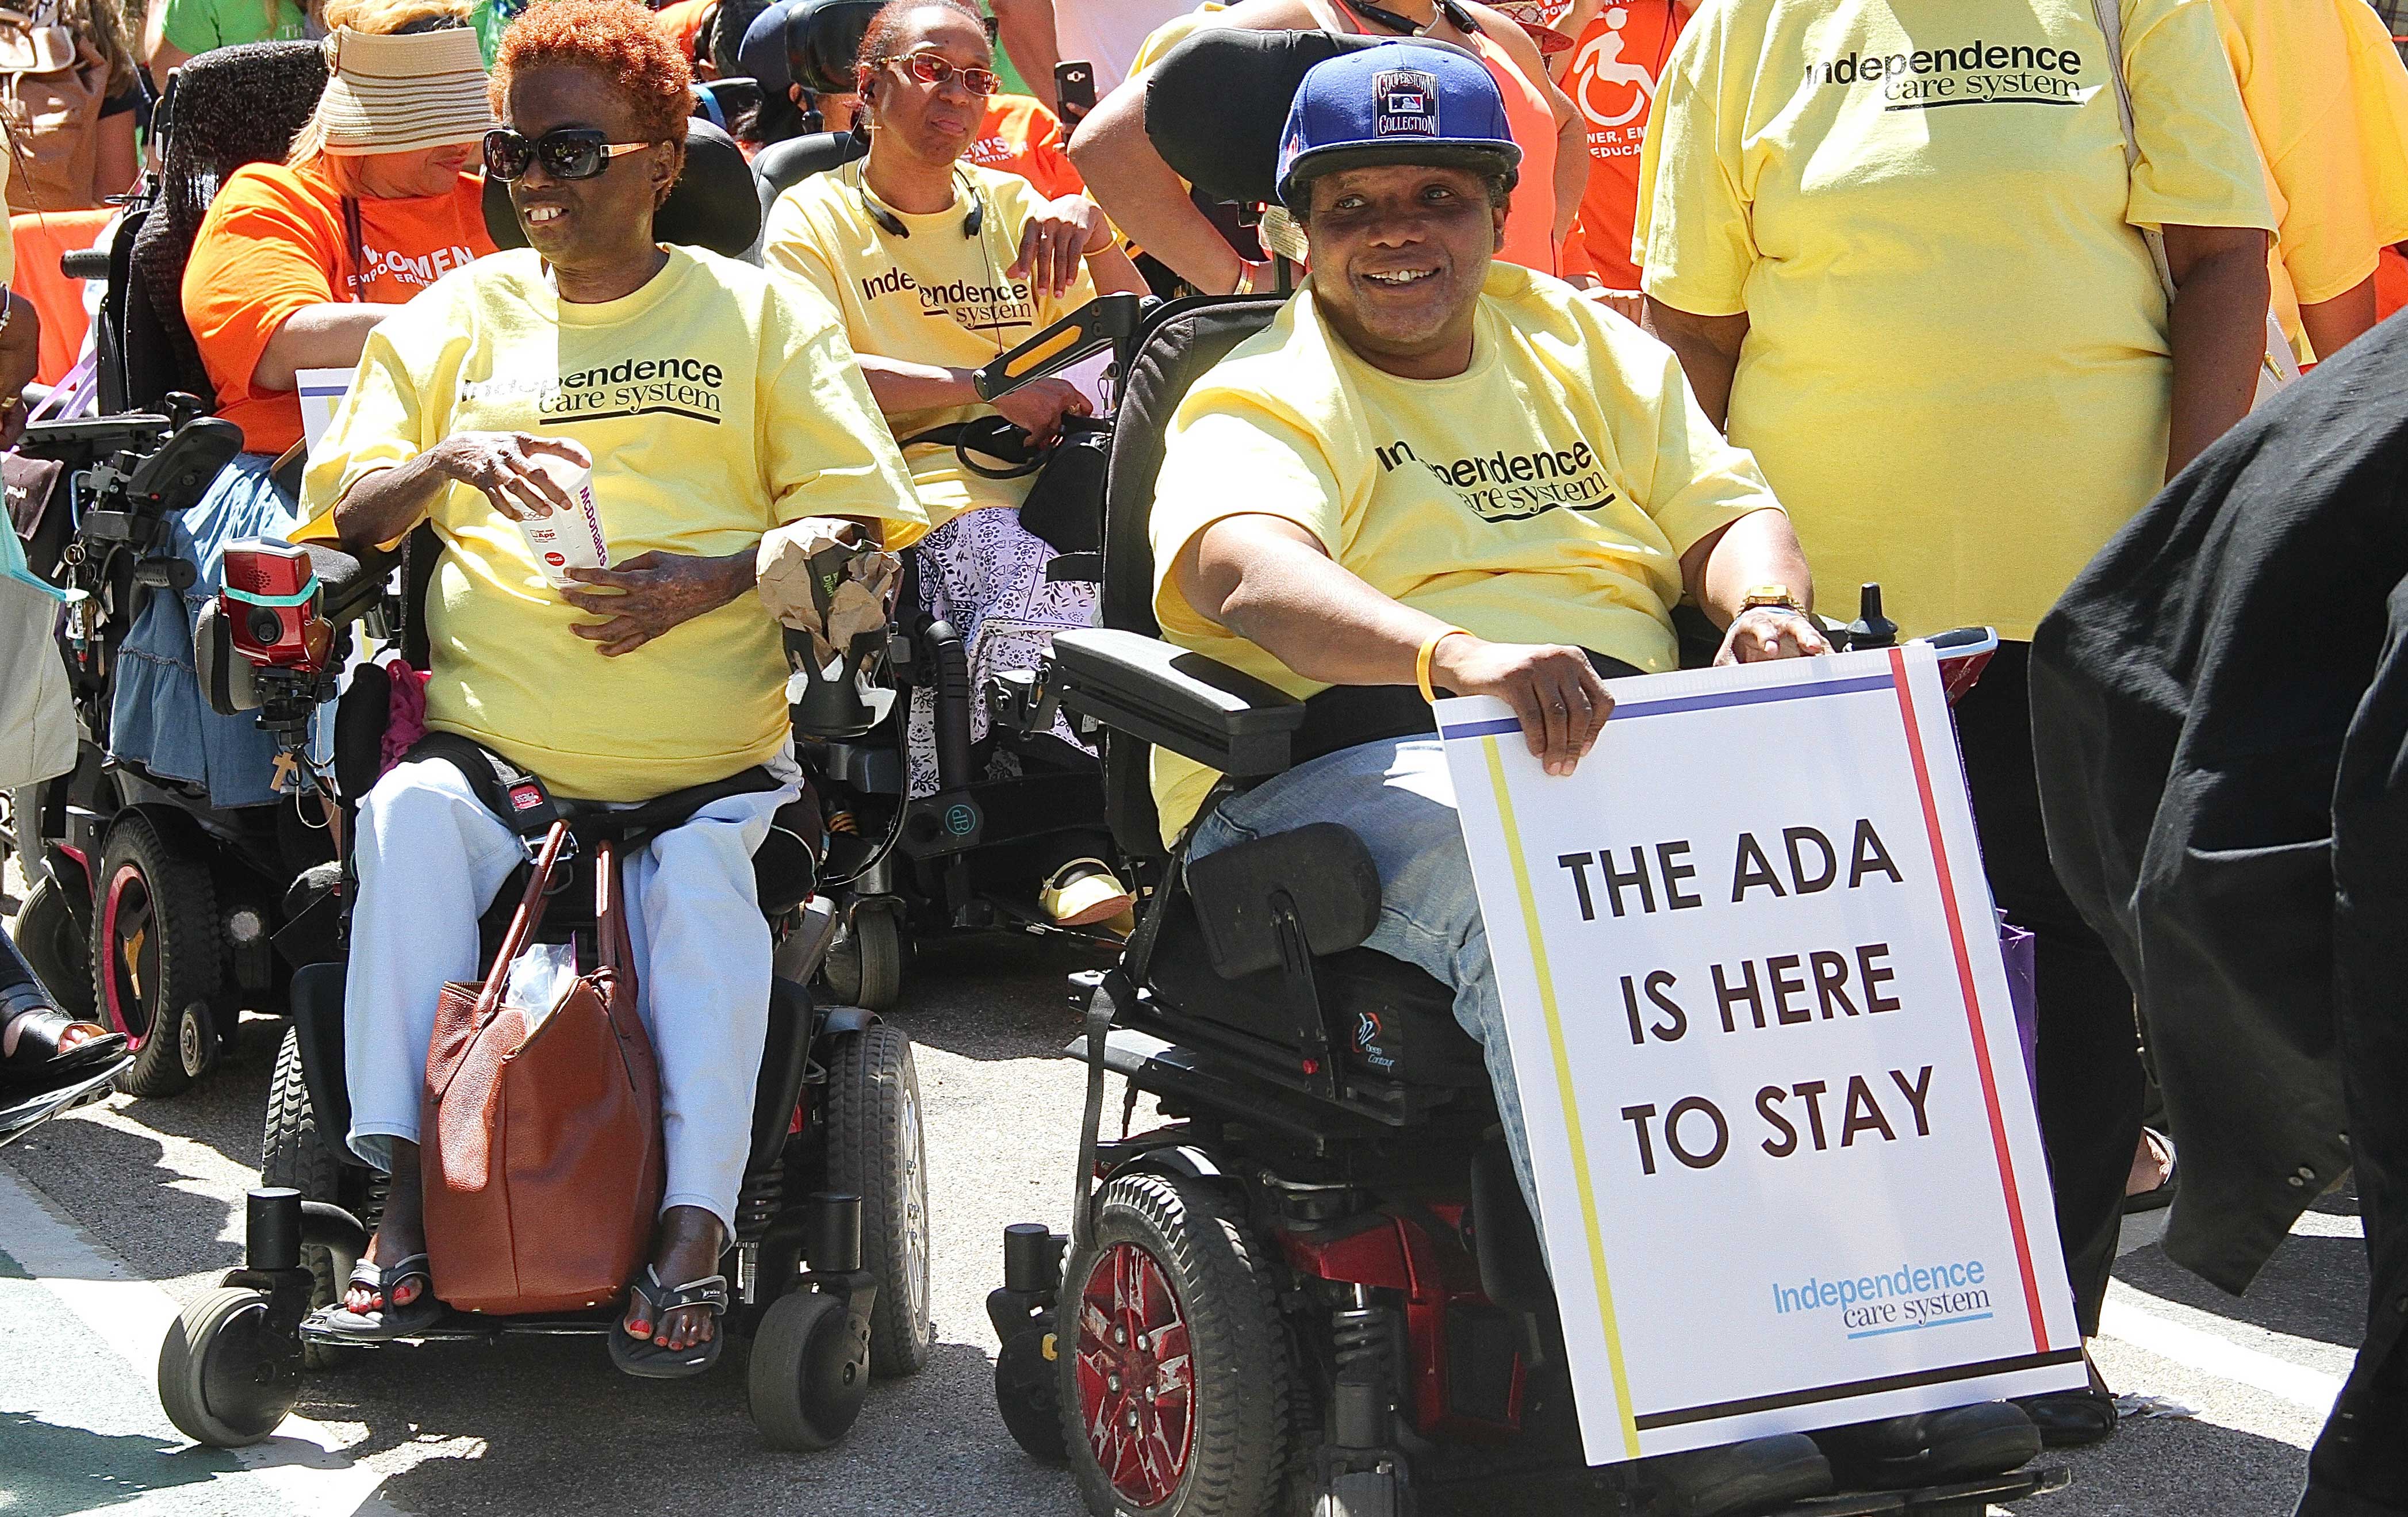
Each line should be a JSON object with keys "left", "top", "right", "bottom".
{"left": 300, "top": 246, "right": 923, "bottom": 802}
{"left": 759, "top": 161, "right": 1096, "bottom": 536}
{"left": 1148, "top": 262, "right": 1781, "bottom": 843}
{"left": 1636, "top": 0, "right": 2273, "bottom": 640}
{"left": 2215, "top": 0, "right": 2408, "bottom": 359}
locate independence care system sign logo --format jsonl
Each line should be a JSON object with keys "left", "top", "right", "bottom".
{"left": 1439, "top": 645, "right": 2085, "bottom": 1464}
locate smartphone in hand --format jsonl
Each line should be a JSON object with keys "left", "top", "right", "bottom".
{"left": 1055, "top": 60, "right": 1096, "bottom": 125}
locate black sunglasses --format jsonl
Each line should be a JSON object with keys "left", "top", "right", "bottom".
{"left": 482, "top": 127, "right": 654, "bottom": 182}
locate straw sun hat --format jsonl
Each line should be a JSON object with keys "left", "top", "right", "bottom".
{"left": 309, "top": 24, "right": 495, "bottom": 156}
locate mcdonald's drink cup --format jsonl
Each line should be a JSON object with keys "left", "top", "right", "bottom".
{"left": 517, "top": 445, "right": 608, "bottom": 589}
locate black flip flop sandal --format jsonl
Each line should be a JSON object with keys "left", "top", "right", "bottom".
{"left": 306, "top": 1252, "right": 440, "bottom": 1340}
{"left": 610, "top": 1267, "right": 730, "bottom": 1380}
{"left": 2, "top": 1008, "right": 127, "bottom": 1086}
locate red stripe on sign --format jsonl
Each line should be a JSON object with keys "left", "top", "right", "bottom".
{"left": 1886, "top": 648, "right": 2049, "bottom": 1354}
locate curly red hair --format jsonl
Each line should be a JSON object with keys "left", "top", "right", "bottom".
{"left": 493, "top": 0, "right": 693, "bottom": 152}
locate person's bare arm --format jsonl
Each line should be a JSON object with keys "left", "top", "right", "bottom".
{"left": 1679, "top": 507, "right": 1830, "bottom": 663}
{"left": 1644, "top": 299, "right": 1746, "bottom": 429}
{"left": 331, "top": 432, "right": 584, "bottom": 551}
{"left": 2161, "top": 223, "right": 2271, "bottom": 478}
{"left": 991, "top": 0, "right": 1063, "bottom": 112}
{"left": 1548, "top": 0, "right": 1601, "bottom": 83}
{"left": 1083, "top": 240, "right": 1149, "bottom": 295}
{"left": 1067, "top": 75, "right": 1252, "bottom": 292}
{"left": 146, "top": 35, "right": 188, "bottom": 91}
{"left": 2298, "top": 273, "right": 2378, "bottom": 363}
{"left": 1175, "top": 512, "right": 1612, "bottom": 773}
{"left": 252, "top": 304, "right": 409, "bottom": 392}
{"left": 94, "top": 110, "right": 138, "bottom": 202}
{"left": 1067, "top": 0, "right": 1318, "bottom": 293}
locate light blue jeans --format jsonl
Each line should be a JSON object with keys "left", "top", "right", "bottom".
{"left": 108, "top": 452, "right": 331, "bottom": 807}
{"left": 1188, "top": 736, "right": 1539, "bottom": 1223}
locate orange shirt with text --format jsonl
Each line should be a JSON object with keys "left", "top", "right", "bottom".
{"left": 964, "top": 94, "right": 1085, "bottom": 201}
{"left": 1565, "top": 0, "right": 1684, "bottom": 288}
{"left": 183, "top": 162, "right": 494, "bottom": 458}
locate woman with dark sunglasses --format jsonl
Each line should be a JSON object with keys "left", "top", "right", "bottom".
{"left": 761, "top": 0, "right": 1149, "bottom": 929}
{"left": 297, "top": 0, "right": 924, "bottom": 1375}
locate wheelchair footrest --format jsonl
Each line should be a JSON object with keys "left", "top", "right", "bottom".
{"left": 301, "top": 1305, "right": 626, "bottom": 1349}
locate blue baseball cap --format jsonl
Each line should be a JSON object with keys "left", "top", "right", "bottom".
{"left": 1274, "top": 39, "right": 1523, "bottom": 210}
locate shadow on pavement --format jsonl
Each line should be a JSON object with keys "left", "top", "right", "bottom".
{"left": 0, "top": 1117, "right": 242, "bottom": 1285}
{"left": 877, "top": 932, "right": 1107, "bottom": 1065}
{"left": 2115, "top": 1181, "right": 2367, "bottom": 1353}
{"left": 2033, "top": 1412, "right": 2311, "bottom": 1517}
{"left": 0, "top": 1409, "right": 241, "bottom": 1515}
{"left": 295, "top": 1335, "right": 1075, "bottom": 1517}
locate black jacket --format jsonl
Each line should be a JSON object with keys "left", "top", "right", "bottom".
{"left": 2029, "top": 317, "right": 2408, "bottom": 1308}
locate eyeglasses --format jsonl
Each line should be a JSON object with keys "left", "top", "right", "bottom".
{"left": 482, "top": 128, "right": 654, "bottom": 182}
{"left": 875, "top": 52, "right": 1001, "bottom": 96}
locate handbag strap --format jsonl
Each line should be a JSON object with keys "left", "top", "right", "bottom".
{"left": 472, "top": 819, "right": 572, "bottom": 1023}
{"left": 2086, "top": 0, "right": 2180, "bottom": 303}
{"left": 594, "top": 836, "right": 629, "bottom": 980}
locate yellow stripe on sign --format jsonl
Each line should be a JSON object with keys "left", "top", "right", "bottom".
{"left": 1481, "top": 734, "right": 1641, "bottom": 1458}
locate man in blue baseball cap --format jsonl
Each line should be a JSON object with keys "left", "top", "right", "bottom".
{"left": 1148, "top": 40, "right": 2042, "bottom": 1515}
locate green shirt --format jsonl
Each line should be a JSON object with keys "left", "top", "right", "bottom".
{"left": 163, "top": 0, "right": 503, "bottom": 64}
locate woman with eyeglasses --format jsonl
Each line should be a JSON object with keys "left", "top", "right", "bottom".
{"left": 298, "top": 0, "right": 923, "bottom": 1374}
{"left": 761, "top": 0, "right": 1149, "bottom": 929}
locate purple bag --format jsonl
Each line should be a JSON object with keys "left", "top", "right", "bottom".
{"left": 1996, "top": 912, "right": 2039, "bottom": 1107}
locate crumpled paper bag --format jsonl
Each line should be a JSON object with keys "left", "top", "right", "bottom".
{"left": 757, "top": 519, "right": 901, "bottom": 671}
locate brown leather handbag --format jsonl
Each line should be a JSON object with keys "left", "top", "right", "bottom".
{"left": 420, "top": 823, "right": 665, "bottom": 1315}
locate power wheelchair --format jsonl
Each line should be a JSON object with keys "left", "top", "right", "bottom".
{"left": 965, "top": 289, "right": 2069, "bottom": 1516}
{"left": 152, "top": 122, "right": 933, "bottom": 1455}
{"left": 6, "top": 41, "right": 345, "bottom": 1098}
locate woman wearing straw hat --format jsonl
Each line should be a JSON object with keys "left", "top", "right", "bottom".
{"left": 106, "top": 10, "right": 499, "bottom": 813}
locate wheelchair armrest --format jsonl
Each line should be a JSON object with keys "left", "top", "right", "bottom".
{"left": 1049, "top": 628, "right": 1304, "bottom": 778}
{"left": 973, "top": 294, "right": 1152, "bottom": 402}
{"left": 303, "top": 541, "right": 394, "bottom": 628}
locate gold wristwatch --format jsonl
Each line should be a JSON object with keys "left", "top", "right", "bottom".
{"left": 1740, "top": 584, "right": 1807, "bottom": 616}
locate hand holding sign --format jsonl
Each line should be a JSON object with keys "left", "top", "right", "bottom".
{"left": 1439, "top": 644, "right": 2081, "bottom": 1464}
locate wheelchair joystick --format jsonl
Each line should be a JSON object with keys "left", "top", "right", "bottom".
{"left": 1846, "top": 581, "right": 1900, "bottom": 650}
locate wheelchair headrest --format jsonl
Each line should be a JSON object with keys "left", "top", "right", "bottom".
{"left": 481, "top": 121, "right": 765, "bottom": 261}
{"left": 753, "top": 128, "right": 867, "bottom": 217}
{"left": 1145, "top": 29, "right": 1394, "bottom": 207}
{"left": 787, "top": 0, "right": 884, "bottom": 93}
{"left": 694, "top": 76, "right": 764, "bottom": 132}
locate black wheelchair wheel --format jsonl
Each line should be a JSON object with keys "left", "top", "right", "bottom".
{"left": 90, "top": 813, "right": 223, "bottom": 1098}
{"left": 260, "top": 1026, "right": 350, "bottom": 1370}
{"left": 158, "top": 1286, "right": 302, "bottom": 1447}
{"left": 1057, "top": 1173, "right": 1294, "bottom": 1517}
{"left": 11, "top": 874, "right": 95, "bottom": 1022}
{"left": 822, "top": 909, "right": 902, "bottom": 1011}
{"left": 747, "top": 1288, "right": 872, "bottom": 1450}
{"left": 823, "top": 1023, "right": 933, "bottom": 1377}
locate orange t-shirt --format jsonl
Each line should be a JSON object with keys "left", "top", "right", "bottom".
{"left": 654, "top": 0, "right": 716, "bottom": 71}
{"left": 182, "top": 162, "right": 494, "bottom": 458}
{"left": 2379, "top": 244, "right": 2408, "bottom": 323}
{"left": 964, "top": 94, "right": 1086, "bottom": 201}
{"left": 1563, "top": 0, "right": 1683, "bottom": 288}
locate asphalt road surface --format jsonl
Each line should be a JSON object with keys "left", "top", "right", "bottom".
{"left": 0, "top": 879, "right": 2368, "bottom": 1517}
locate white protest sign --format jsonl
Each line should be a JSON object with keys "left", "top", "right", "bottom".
{"left": 1437, "top": 643, "right": 2084, "bottom": 1466}
{"left": 297, "top": 367, "right": 354, "bottom": 457}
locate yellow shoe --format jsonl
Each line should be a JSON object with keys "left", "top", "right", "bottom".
{"left": 1041, "top": 858, "right": 1135, "bottom": 929}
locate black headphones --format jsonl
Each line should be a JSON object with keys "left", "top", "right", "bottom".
{"left": 856, "top": 163, "right": 986, "bottom": 239}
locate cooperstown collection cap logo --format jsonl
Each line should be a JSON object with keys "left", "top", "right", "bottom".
{"left": 1373, "top": 68, "right": 1441, "bottom": 136}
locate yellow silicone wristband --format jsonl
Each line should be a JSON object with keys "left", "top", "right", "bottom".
{"left": 1416, "top": 626, "right": 1467, "bottom": 704}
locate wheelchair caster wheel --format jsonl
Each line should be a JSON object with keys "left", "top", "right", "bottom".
{"left": 158, "top": 1286, "right": 302, "bottom": 1447}
{"left": 748, "top": 1289, "right": 871, "bottom": 1450}
{"left": 994, "top": 1325, "right": 1066, "bottom": 1462}
{"left": 823, "top": 910, "right": 902, "bottom": 1011}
